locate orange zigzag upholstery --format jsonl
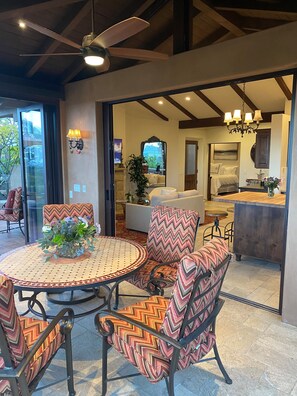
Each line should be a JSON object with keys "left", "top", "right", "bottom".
{"left": 127, "top": 205, "right": 200, "bottom": 291}
{"left": 0, "top": 187, "right": 23, "bottom": 222}
{"left": 43, "top": 203, "right": 94, "bottom": 225}
{"left": 99, "top": 239, "right": 231, "bottom": 390}
{"left": 0, "top": 276, "right": 66, "bottom": 394}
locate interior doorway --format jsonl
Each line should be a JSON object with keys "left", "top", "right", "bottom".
{"left": 185, "top": 140, "right": 198, "bottom": 190}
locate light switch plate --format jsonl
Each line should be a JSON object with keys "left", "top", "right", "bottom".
{"left": 74, "top": 184, "right": 80, "bottom": 192}
{"left": 82, "top": 185, "right": 87, "bottom": 193}
{"left": 69, "top": 190, "right": 73, "bottom": 199}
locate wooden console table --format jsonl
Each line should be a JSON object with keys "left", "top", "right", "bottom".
{"left": 214, "top": 192, "right": 286, "bottom": 265}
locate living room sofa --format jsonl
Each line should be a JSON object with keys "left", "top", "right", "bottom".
{"left": 125, "top": 189, "right": 205, "bottom": 233}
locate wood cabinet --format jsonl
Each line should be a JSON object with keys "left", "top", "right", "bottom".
{"left": 255, "top": 129, "right": 271, "bottom": 169}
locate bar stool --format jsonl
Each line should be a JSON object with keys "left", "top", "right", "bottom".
{"left": 203, "top": 210, "right": 228, "bottom": 244}
{"left": 224, "top": 207, "right": 234, "bottom": 243}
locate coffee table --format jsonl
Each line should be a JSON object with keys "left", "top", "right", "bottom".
{"left": 0, "top": 236, "right": 147, "bottom": 319}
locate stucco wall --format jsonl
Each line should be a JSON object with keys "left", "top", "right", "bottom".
{"left": 64, "top": 22, "right": 297, "bottom": 326}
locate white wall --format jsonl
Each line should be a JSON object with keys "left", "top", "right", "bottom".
{"left": 64, "top": 21, "right": 297, "bottom": 325}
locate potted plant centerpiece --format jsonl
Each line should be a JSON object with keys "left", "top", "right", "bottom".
{"left": 39, "top": 216, "right": 98, "bottom": 260}
{"left": 126, "top": 154, "right": 149, "bottom": 204}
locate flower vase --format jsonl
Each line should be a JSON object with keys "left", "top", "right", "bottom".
{"left": 55, "top": 242, "right": 85, "bottom": 258}
{"left": 267, "top": 187, "right": 275, "bottom": 198}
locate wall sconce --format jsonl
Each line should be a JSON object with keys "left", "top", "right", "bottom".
{"left": 67, "top": 129, "right": 84, "bottom": 154}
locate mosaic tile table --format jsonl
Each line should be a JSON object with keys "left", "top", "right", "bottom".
{"left": 0, "top": 236, "right": 147, "bottom": 319}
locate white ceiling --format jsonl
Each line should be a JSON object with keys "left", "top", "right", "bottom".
{"left": 116, "top": 74, "right": 293, "bottom": 123}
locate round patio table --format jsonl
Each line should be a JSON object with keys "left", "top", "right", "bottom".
{"left": 0, "top": 236, "right": 147, "bottom": 319}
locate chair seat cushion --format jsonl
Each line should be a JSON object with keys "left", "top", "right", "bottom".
{"left": 0, "top": 212, "right": 20, "bottom": 221}
{"left": 127, "top": 259, "right": 178, "bottom": 291}
{"left": 101, "top": 295, "right": 215, "bottom": 383}
{"left": 101, "top": 296, "right": 171, "bottom": 383}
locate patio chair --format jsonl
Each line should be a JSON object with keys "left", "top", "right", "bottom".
{"left": 115, "top": 205, "right": 200, "bottom": 308}
{"left": 43, "top": 202, "right": 95, "bottom": 304}
{"left": 0, "top": 275, "right": 75, "bottom": 395}
{"left": 95, "top": 238, "right": 232, "bottom": 396}
{"left": 0, "top": 187, "right": 24, "bottom": 235}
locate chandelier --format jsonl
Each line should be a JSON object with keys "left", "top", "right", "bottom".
{"left": 224, "top": 83, "right": 262, "bottom": 137}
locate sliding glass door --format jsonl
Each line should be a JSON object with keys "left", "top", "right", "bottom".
{"left": 18, "top": 104, "right": 63, "bottom": 243}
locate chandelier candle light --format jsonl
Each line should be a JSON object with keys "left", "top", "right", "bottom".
{"left": 224, "top": 83, "right": 263, "bottom": 137}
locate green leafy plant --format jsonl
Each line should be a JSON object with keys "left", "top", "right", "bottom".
{"left": 0, "top": 118, "right": 20, "bottom": 194}
{"left": 126, "top": 154, "right": 149, "bottom": 203}
{"left": 39, "top": 217, "right": 97, "bottom": 260}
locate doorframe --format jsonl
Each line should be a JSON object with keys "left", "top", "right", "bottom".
{"left": 184, "top": 140, "right": 198, "bottom": 190}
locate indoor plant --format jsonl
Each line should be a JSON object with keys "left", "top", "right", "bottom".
{"left": 263, "top": 176, "right": 281, "bottom": 198}
{"left": 126, "top": 154, "right": 149, "bottom": 204}
{"left": 39, "top": 216, "right": 97, "bottom": 259}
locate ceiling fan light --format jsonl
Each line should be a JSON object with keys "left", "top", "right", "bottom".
{"left": 83, "top": 46, "right": 105, "bottom": 66}
{"left": 84, "top": 55, "right": 104, "bottom": 66}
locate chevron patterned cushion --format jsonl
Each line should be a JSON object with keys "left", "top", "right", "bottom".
{"left": 0, "top": 276, "right": 63, "bottom": 393}
{"left": 159, "top": 239, "right": 229, "bottom": 364}
{"left": 0, "top": 187, "right": 23, "bottom": 221}
{"left": 43, "top": 203, "right": 94, "bottom": 225}
{"left": 102, "top": 295, "right": 171, "bottom": 383}
{"left": 146, "top": 206, "right": 199, "bottom": 263}
{"left": 127, "top": 205, "right": 199, "bottom": 291}
{"left": 127, "top": 259, "right": 178, "bottom": 290}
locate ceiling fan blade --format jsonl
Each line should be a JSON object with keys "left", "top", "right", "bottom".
{"left": 20, "top": 52, "right": 81, "bottom": 57}
{"left": 21, "top": 19, "right": 81, "bottom": 50}
{"left": 95, "top": 57, "right": 110, "bottom": 73}
{"left": 90, "top": 17, "right": 149, "bottom": 49}
{"left": 108, "top": 47, "right": 168, "bottom": 61}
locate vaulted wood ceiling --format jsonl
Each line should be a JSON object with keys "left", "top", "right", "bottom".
{"left": 0, "top": 0, "right": 296, "bottom": 87}
{"left": 0, "top": 1, "right": 296, "bottom": 122}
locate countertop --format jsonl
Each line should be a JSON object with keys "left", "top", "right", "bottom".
{"left": 214, "top": 192, "right": 285, "bottom": 208}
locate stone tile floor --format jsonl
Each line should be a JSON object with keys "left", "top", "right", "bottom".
{"left": 0, "top": 203, "right": 290, "bottom": 395}
{"left": 14, "top": 283, "right": 297, "bottom": 396}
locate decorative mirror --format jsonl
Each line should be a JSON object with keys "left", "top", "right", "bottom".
{"left": 141, "top": 136, "right": 167, "bottom": 187}
{"left": 250, "top": 143, "right": 256, "bottom": 163}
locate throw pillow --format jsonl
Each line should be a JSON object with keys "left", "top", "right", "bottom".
{"left": 4, "top": 189, "right": 16, "bottom": 214}
{"left": 221, "top": 165, "right": 238, "bottom": 175}
{"left": 210, "top": 163, "right": 221, "bottom": 174}
{"left": 178, "top": 190, "right": 199, "bottom": 198}
{"left": 160, "top": 188, "right": 177, "bottom": 195}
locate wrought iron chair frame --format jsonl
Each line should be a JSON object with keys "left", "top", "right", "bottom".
{"left": 0, "top": 307, "right": 75, "bottom": 396}
{"left": 95, "top": 253, "right": 232, "bottom": 396}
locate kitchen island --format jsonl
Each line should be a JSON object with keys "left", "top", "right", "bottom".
{"left": 214, "top": 192, "right": 286, "bottom": 264}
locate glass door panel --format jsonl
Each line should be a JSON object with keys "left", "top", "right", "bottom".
{"left": 18, "top": 107, "right": 47, "bottom": 243}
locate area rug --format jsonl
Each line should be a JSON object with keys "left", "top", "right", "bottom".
{"left": 115, "top": 211, "right": 219, "bottom": 244}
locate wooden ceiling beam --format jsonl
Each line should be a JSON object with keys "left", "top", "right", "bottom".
{"left": 230, "top": 83, "right": 258, "bottom": 111}
{"left": 213, "top": 1, "right": 297, "bottom": 14}
{"left": 0, "top": 0, "right": 85, "bottom": 21}
{"left": 173, "top": 0, "right": 193, "bottom": 54}
{"left": 137, "top": 100, "right": 169, "bottom": 121}
{"left": 163, "top": 96, "right": 198, "bottom": 120}
{"left": 194, "top": 90, "right": 224, "bottom": 116}
{"left": 275, "top": 77, "right": 292, "bottom": 101}
{"left": 193, "top": 0, "right": 246, "bottom": 37}
{"left": 193, "top": 26, "right": 227, "bottom": 48}
{"left": 25, "top": 1, "right": 93, "bottom": 78}
{"left": 179, "top": 112, "right": 283, "bottom": 129}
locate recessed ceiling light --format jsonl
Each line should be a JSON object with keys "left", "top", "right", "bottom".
{"left": 19, "top": 20, "right": 26, "bottom": 29}
{"left": 185, "top": 96, "right": 191, "bottom": 101}
{"left": 158, "top": 100, "right": 163, "bottom": 105}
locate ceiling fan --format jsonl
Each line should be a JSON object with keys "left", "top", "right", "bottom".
{"left": 19, "top": 0, "right": 168, "bottom": 73}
